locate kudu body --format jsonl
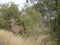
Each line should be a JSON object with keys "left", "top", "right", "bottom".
{"left": 10, "top": 18, "right": 24, "bottom": 35}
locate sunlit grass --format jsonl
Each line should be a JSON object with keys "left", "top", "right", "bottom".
{"left": 0, "top": 29, "right": 57, "bottom": 45}
{"left": 0, "top": 29, "right": 25, "bottom": 45}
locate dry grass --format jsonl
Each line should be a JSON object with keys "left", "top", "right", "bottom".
{"left": 0, "top": 29, "right": 57, "bottom": 45}
{"left": 0, "top": 29, "right": 25, "bottom": 45}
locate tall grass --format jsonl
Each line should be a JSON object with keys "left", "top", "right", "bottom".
{"left": 0, "top": 29, "right": 57, "bottom": 45}
{"left": 0, "top": 29, "right": 25, "bottom": 45}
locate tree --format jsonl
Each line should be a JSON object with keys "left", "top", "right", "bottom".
{"left": 0, "top": 2, "right": 20, "bottom": 30}
{"left": 28, "top": 0, "right": 60, "bottom": 45}
{"left": 18, "top": 7, "right": 42, "bottom": 37}
{"left": 0, "top": 3, "right": 10, "bottom": 29}
{"left": 25, "top": 7, "right": 42, "bottom": 23}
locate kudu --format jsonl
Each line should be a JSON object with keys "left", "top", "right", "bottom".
{"left": 10, "top": 18, "right": 24, "bottom": 35}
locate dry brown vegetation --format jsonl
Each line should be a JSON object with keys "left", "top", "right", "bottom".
{"left": 0, "top": 29, "right": 57, "bottom": 45}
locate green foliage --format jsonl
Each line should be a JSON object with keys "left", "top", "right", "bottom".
{"left": 16, "top": 18, "right": 24, "bottom": 25}
{"left": 0, "top": 2, "right": 20, "bottom": 30}
{"left": 0, "top": 18, "right": 7, "bottom": 28}
{"left": 9, "top": 2, "right": 19, "bottom": 19}
{"left": 19, "top": 7, "right": 42, "bottom": 37}
{"left": 25, "top": 7, "right": 42, "bottom": 23}
{"left": 29, "top": 0, "right": 60, "bottom": 44}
